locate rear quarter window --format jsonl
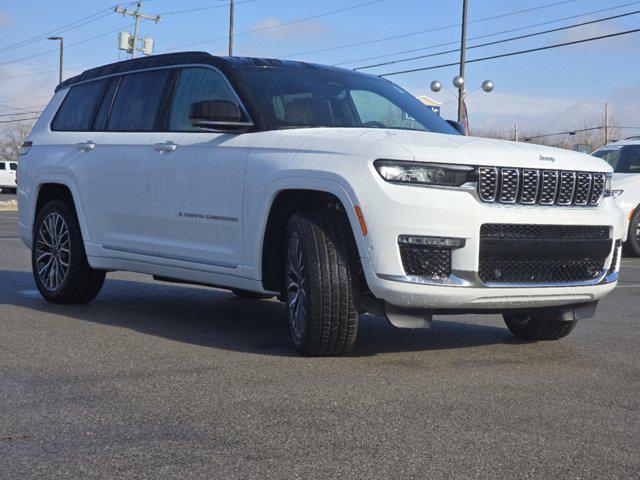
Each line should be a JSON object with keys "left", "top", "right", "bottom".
{"left": 51, "top": 79, "right": 107, "bottom": 131}
{"left": 10, "top": 163, "right": 17, "bottom": 171}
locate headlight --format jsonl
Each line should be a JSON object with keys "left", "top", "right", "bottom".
{"left": 374, "top": 160, "right": 476, "bottom": 187}
{"left": 604, "top": 175, "right": 613, "bottom": 197}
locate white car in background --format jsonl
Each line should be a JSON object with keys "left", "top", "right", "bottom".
{"left": 593, "top": 138, "right": 640, "bottom": 256}
{"left": 0, "top": 160, "right": 18, "bottom": 193}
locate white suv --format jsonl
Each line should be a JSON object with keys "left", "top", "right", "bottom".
{"left": 592, "top": 138, "right": 640, "bottom": 256}
{"left": 18, "top": 53, "right": 624, "bottom": 355}
{"left": 0, "top": 160, "right": 18, "bottom": 193}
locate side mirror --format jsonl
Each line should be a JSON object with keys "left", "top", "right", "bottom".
{"left": 446, "top": 119, "right": 467, "bottom": 136}
{"left": 189, "top": 100, "right": 253, "bottom": 132}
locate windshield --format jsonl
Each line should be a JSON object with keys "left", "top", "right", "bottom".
{"left": 237, "top": 66, "right": 458, "bottom": 134}
{"left": 593, "top": 145, "right": 640, "bottom": 173}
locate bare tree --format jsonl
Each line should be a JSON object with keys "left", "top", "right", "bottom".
{"left": 0, "top": 119, "right": 34, "bottom": 163}
{"left": 474, "top": 112, "right": 620, "bottom": 152}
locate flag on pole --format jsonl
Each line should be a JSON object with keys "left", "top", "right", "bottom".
{"left": 461, "top": 100, "right": 470, "bottom": 136}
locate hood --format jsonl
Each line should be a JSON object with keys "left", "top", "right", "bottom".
{"left": 268, "top": 128, "right": 612, "bottom": 172}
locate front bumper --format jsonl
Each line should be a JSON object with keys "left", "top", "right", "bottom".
{"left": 360, "top": 181, "right": 625, "bottom": 311}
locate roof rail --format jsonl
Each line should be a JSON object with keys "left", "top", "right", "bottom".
{"left": 624, "top": 135, "right": 640, "bottom": 140}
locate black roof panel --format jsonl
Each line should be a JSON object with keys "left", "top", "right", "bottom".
{"left": 56, "top": 52, "right": 351, "bottom": 91}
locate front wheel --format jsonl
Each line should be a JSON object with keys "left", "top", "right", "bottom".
{"left": 32, "top": 200, "right": 106, "bottom": 304}
{"left": 624, "top": 207, "right": 640, "bottom": 257}
{"left": 284, "top": 210, "right": 359, "bottom": 356}
{"left": 503, "top": 313, "right": 577, "bottom": 341}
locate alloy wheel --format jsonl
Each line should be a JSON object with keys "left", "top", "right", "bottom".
{"left": 35, "top": 212, "right": 70, "bottom": 292}
{"left": 286, "top": 231, "right": 307, "bottom": 339}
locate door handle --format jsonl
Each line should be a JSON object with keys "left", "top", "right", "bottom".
{"left": 77, "top": 141, "right": 96, "bottom": 151}
{"left": 155, "top": 141, "right": 178, "bottom": 153}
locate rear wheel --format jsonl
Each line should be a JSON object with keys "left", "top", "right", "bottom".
{"left": 624, "top": 207, "right": 640, "bottom": 257}
{"left": 32, "top": 200, "right": 105, "bottom": 304}
{"left": 284, "top": 210, "right": 359, "bottom": 356}
{"left": 503, "top": 312, "right": 577, "bottom": 341}
{"left": 230, "top": 289, "right": 273, "bottom": 300}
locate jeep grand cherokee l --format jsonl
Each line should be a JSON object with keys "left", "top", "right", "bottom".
{"left": 17, "top": 52, "right": 624, "bottom": 355}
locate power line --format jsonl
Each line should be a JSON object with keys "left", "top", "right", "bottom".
{"left": 279, "top": 0, "right": 584, "bottom": 59}
{"left": 379, "top": 27, "right": 640, "bottom": 77}
{"left": 160, "top": 0, "right": 386, "bottom": 52}
{"left": 0, "top": 111, "right": 43, "bottom": 118}
{"left": 354, "top": 8, "right": 640, "bottom": 71}
{"left": 336, "top": 0, "right": 640, "bottom": 66}
{"left": 158, "top": 0, "right": 260, "bottom": 16}
{"left": 0, "top": 23, "right": 134, "bottom": 68}
{"left": 0, "top": 2, "right": 137, "bottom": 55}
{"left": 0, "top": 117, "right": 40, "bottom": 124}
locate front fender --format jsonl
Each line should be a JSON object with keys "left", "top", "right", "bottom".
{"left": 248, "top": 176, "right": 370, "bottom": 282}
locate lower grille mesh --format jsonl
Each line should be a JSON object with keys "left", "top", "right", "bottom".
{"left": 400, "top": 245, "right": 451, "bottom": 279}
{"left": 479, "top": 258, "right": 605, "bottom": 284}
{"left": 479, "top": 223, "right": 611, "bottom": 284}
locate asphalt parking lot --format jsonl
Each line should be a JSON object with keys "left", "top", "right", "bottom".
{"left": 1, "top": 209, "right": 639, "bottom": 479}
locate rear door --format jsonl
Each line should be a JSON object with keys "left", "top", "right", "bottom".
{"left": 75, "top": 69, "right": 174, "bottom": 254}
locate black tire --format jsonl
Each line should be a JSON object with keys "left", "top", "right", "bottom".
{"left": 503, "top": 313, "right": 577, "bottom": 341}
{"left": 624, "top": 207, "right": 640, "bottom": 257}
{"left": 284, "top": 210, "right": 359, "bottom": 356}
{"left": 32, "top": 199, "right": 105, "bottom": 304}
{"left": 10, "top": 188, "right": 17, "bottom": 194}
{"left": 230, "top": 289, "right": 273, "bottom": 300}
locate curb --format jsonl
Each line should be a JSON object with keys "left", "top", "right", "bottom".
{"left": 0, "top": 200, "right": 18, "bottom": 212}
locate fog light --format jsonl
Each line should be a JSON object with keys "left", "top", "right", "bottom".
{"left": 398, "top": 235, "right": 466, "bottom": 249}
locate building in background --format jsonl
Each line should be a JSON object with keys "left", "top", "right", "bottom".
{"left": 416, "top": 95, "right": 442, "bottom": 116}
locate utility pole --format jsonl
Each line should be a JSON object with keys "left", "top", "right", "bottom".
{"left": 228, "top": 0, "right": 234, "bottom": 56}
{"left": 514, "top": 124, "right": 519, "bottom": 142}
{"left": 114, "top": 2, "right": 161, "bottom": 59}
{"left": 47, "top": 36, "right": 63, "bottom": 83}
{"left": 604, "top": 101, "right": 609, "bottom": 145}
{"left": 457, "top": 0, "right": 468, "bottom": 123}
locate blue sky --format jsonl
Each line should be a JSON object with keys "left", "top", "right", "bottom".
{"left": 1, "top": 0, "right": 639, "bottom": 136}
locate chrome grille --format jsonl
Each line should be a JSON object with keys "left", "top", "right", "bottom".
{"left": 574, "top": 172, "right": 592, "bottom": 205}
{"left": 478, "top": 167, "right": 498, "bottom": 202}
{"left": 558, "top": 171, "right": 576, "bottom": 205}
{"left": 499, "top": 169, "right": 519, "bottom": 203}
{"left": 540, "top": 170, "right": 559, "bottom": 205}
{"left": 477, "top": 167, "right": 607, "bottom": 207}
{"left": 520, "top": 169, "right": 540, "bottom": 204}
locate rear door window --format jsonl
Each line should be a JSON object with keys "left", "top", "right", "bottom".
{"left": 168, "top": 67, "right": 241, "bottom": 131}
{"left": 107, "top": 69, "right": 172, "bottom": 132}
{"left": 0, "top": 162, "right": 5, "bottom": 170}
{"left": 92, "top": 77, "right": 120, "bottom": 131}
{"left": 52, "top": 79, "right": 107, "bottom": 131}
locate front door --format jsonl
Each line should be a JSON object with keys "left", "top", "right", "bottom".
{"left": 141, "top": 66, "right": 251, "bottom": 270}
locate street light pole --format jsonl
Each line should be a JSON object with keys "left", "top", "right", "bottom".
{"left": 47, "top": 36, "right": 63, "bottom": 84}
{"left": 458, "top": 0, "right": 468, "bottom": 123}
{"left": 229, "top": 0, "right": 235, "bottom": 56}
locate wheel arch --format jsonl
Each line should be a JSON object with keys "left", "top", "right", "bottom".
{"left": 259, "top": 184, "right": 368, "bottom": 293}
{"left": 32, "top": 179, "right": 89, "bottom": 244}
